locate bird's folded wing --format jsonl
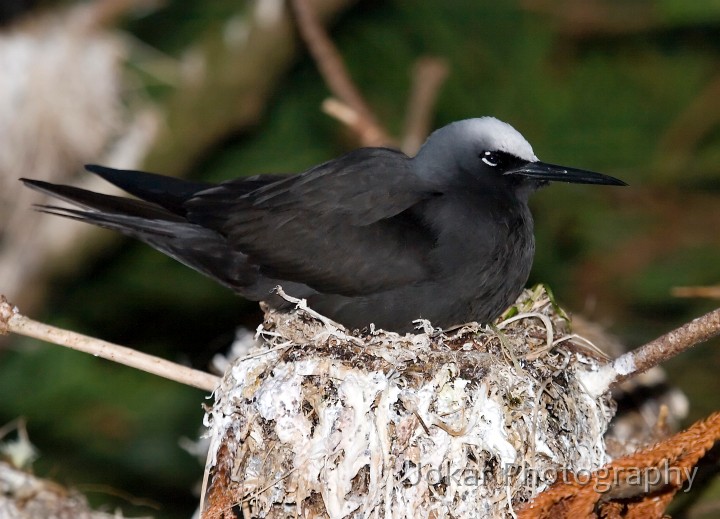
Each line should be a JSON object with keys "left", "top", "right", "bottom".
{"left": 186, "top": 148, "right": 439, "bottom": 296}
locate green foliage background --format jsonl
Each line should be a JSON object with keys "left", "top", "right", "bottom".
{"left": 2, "top": 0, "right": 720, "bottom": 517}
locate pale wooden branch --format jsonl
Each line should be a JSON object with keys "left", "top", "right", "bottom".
{"left": 672, "top": 285, "right": 720, "bottom": 299}
{"left": 0, "top": 295, "right": 219, "bottom": 392}
{"left": 401, "top": 57, "right": 449, "bottom": 156}
{"left": 321, "top": 97, "right": 389, "bottom": 147}
{"left": 583, "top": 306, "right": 720, "bottom": 396}
{"left": 614, "top": 306, "right": 720, "bottom": 385}
{"left": 290, "top": 0, "right": 391, "bottom": 146}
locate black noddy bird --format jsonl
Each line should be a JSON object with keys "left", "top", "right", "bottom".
{"left": 22, "top": 117, "right": 625, "bottom": 332}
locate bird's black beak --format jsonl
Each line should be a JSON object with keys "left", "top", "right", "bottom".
{"left": 506, "top": 161, "right": 627, "bottom": 186}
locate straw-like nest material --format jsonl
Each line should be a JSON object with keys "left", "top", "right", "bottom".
{"left": 0, "top": 460, "right": 124, "bottom": 519}
{"left": 203, "top": 286, "right": 616, "bottom": 518}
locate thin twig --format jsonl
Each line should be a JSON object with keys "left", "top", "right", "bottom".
{"left": 322, "top": 97, "right": 388, "bottom": 147}
{"left": 290, "top": 0, "right": 391, "bottom": 146}
{"left": 672, "top": 285, "right": 720, "bottom": 299}
{"left": 582, "top": 307, "right": 720, "bottom": 397}
{"left": 1, "top": 295, "right": 219, "bottom": 392}
{"left": 614, "top": 307, "right": 720, "bottom": 386}
{"left": 401, "top": 57, "right": 449, "bottom": 156}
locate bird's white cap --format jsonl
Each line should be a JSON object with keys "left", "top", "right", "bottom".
{"left": 452, "top": 117, "right": 538, "bottom": 162}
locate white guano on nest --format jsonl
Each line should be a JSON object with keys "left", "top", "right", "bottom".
{"left": 203, "top": 286, "right": 616, "bottom": 519}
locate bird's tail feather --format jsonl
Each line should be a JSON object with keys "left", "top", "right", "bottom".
{"left": 83, "top": 164, "right": 212, "bottom": 215}
{"left": 22, "top": 178, "right": 186, "bottom": 222}
{"left": 21, "top": 177, "right": 255, "bottom": 292}
{"left": 33, "top": 204, "right": 179, "bottom": 238}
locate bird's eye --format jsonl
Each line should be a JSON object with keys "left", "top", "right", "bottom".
{"left": 481, "top": 151, "right": 499, "bottom": 167}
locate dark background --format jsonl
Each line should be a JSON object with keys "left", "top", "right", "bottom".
{"left": 1, "top": 0, "right": 720, "bottom": 517}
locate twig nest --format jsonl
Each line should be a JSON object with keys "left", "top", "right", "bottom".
{"left": 203, "top": 286, "right": 615, "bottom": 518}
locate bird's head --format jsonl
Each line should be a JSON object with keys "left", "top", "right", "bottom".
{"left": 413, "top": 117, "right": 626, "bottom": 199}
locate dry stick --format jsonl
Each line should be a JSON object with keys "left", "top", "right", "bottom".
{"left": 401, "top": 57, "right": 449, "bottom": 156}
{"left": 320, "top": 97, "right": 364, "bottom": 131}
{"left": 672, "top": 285, "right": 720, "bottom": 299}
{"left": 0, "top": 296, "right": 219, "bottom": 392}
{"left": 289, "top": 0, "right": 391, "bottom": 147}
{"left": 321, "top": 98, "right": 400, "bottom": 157}
{"left": 614, "top": 306, "right": 720, "bottom": 385}
{"left": 584, "top": 307, "right": 720, "bottom": 397}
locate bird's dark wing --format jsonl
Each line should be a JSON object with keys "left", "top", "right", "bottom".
{"left": 83, "top": 164, "right": 284, "bottom": 216}
{"left": 186, "top": 148, "right": 440, "bottom": 296}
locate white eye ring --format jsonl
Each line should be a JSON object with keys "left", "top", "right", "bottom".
{"left": 482, "top": 152, "right": 497, "bottom": 167}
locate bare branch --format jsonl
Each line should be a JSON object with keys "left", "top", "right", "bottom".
{"left": 672, "top": 285, "right": 720, "bottom": 299}
{"left": 0, "top": 295, "right": 219, "bottom": 392}
{"left": 290, "top": 0, "right": 391, "bottom": 146}
{"left": 582, "top": 306, "right": 720, "bottom": 397}
{"left": 401, "top": 57, "right": 449, "bottom": 156}
{"left": 615, "top": 307, "right": 720, "bottom": 385}
{"left": 321, "top": 97, "right": 389, "bottom": 148}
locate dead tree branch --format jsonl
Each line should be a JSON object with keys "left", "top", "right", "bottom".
{"left": 583, "top": 306, "right": 720, "bottom": 396}
{"left": 290, "top": 0, "right": 391, "bottom": 146}
{"left": 672, "top": 285, "right": 720, "bottom": 299}
{"left": 0, "top": 295, "right": 219, "bottom": 392}
{"left": 401, "top": 57, "right": 449, "bottom": 156}
{"left": 320, "top": 97, "right": 387, "bottom": 146}
{"left": 614, "top": 306, "right": 720, "bottom": 385}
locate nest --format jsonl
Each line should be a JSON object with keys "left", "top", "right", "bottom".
{"left": 202, "top": 286, "right": 616, "bottom": 518}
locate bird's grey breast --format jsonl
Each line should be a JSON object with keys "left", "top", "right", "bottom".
{"left": 422, "top": 188, "right": 535, "bottom": 322}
